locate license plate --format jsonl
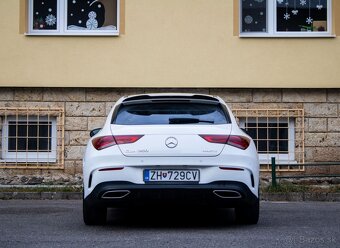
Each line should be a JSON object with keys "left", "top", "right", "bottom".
{"left": 144, "top": 169, "right": 200, "bottom": 182}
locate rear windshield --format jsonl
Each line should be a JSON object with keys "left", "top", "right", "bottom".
{"left": 113, "top": 102, "right": 230, "bottom": 125}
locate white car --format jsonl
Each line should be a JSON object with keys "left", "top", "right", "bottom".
{"left": 83, "top": 93, "right": 260, "bottom": 225}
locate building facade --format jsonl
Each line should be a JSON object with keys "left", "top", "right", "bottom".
{"left": 0, "top": 0, "right": 339, "bottom": 185}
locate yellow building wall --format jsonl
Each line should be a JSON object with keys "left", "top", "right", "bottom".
{"left": 0, "top": 0, "right": 339, "bottom": 88}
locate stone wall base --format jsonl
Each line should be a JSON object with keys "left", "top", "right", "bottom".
{"left": 0, "top": 87, "right": 339, "bottom": 185}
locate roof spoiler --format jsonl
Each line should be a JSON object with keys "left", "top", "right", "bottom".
{"left": 121, "top": 94, "right": 220, "bottom": 105}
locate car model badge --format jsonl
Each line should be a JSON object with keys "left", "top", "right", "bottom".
{"left": 165, "top": 137, "right": 178, "bottom": 149}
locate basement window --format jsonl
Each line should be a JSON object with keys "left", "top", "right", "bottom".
{"left": 0, "top": 108, "right": 65, "bottom": 169}
{"left": 2, "top": 116, "right": 56, "bottom": 163}
{"left": 27, "top": 0, "right": 120, "bottom": 36}
{"left": 233, "top": 109, "right": 304, "bottom": 172}
{"left": 240, "top": 0, "right": 332, "bottom": 37}
{"left": 239, "top": 117, "right": 295, "bottom": 163}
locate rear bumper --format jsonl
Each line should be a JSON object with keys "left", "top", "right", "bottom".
{"left": 84, "top": 181, "right": 258, "bottom": 208}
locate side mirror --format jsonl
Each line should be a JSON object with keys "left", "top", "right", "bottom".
{"left": 90, "top": 128, "right": 102, "bottom": 137}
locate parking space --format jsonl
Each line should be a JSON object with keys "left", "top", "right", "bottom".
{"left": 0, "top": 200, "right": 339, "bottom": 248}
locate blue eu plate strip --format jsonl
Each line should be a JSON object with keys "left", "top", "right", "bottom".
{"left": 143, "top": 170, "right": 150, "bottom": 181}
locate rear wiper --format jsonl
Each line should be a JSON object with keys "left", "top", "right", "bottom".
{"left": 169, "top": 118, "right": 214, "bottom": 124}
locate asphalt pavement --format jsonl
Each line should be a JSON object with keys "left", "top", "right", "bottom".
{"left": 0, "top": 200, "right": 339, "bottom": 248}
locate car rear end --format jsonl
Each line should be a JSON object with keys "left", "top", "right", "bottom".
{"left": 83, "top": 94, "right": 260, "bottom": 225}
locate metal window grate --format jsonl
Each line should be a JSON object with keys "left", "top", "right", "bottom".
{"left": 233, "top": 109, "right": 304, "bottom": 172}
{"left": 0, "top": 107, "right": 65, "bottom": 169}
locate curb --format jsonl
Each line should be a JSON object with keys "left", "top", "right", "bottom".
{"left": 0, "top": 192, "right": 82, "bottom": 200}
{"left": 261, "top": 192, "right": 340, "bottom": 202}
{"left": 0, "top": 191, "right": 339, "bottom": 201}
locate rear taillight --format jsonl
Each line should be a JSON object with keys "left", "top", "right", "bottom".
{"left": 199, "top": 135, "right": 250, "bottom": 150}
{"left": 199, "top": 135, "right": 229, "bottom": 144}
{"left": 92, "top": 135, "right": 143, "bottom": 150}
{"left": 114, "top": 135, "right": 144, "bottom": 145}
{"left": 227, "top": 135, "right": 250, "bottom": 150}
{"left": 92, "top": 136, "right": 116, "bottom": 150}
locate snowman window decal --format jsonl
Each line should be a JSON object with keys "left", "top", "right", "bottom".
{"left": 67, "top": 0, "right": 117, "bottom": 31}
{"left": 29, "top": 0, "right": 119, "bottom": 35}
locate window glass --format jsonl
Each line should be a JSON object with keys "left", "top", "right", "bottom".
{"left": 245, "top": 122, "right": 289, "bottom": 154}
{"left": 115, "top": 103, "right": 229, "bottom": 125}
{"left": 240, "top": 0, "right": 331, "bottom": 36}
{"left": 241, "top": 0, "right": 267, "bottom": 32}
{"left": 28, "top": 0, "right": 119, "bottom": 35}
{"left": 8, "top": 121, "right": 52, "bottom": 152}
{"left": 33, "top": 0, "right": 58, "bottom": 30}
{"left": 67, "top": 0, "right": 118, "bottom": 31}
{"left": 276, "top": 0, "right": 328, "bottom": 32}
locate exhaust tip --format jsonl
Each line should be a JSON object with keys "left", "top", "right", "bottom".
{"left": 102, "top": 190, "right": 130, "bottom": 199}
{"left": 213, "top": 190, "right": 242, "bottom": 199}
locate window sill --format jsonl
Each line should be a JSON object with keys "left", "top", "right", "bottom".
{"left": 25, "top": 32, "right": 119, "bottom": 37}
{"left": 239, "top": 33, "right": 336, "bottom": 38}
{"left": 0, "top": 159, "right": 57, "bottom": 163}
{"left": 259, "top": 159, "right": 298, "bottom": 165}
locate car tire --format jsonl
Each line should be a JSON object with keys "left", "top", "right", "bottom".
{"left": 235, "top": 198, "right": 259, "bottom": 225}
{"left": 83, "top": 200, "right": 107, "bottom": 225}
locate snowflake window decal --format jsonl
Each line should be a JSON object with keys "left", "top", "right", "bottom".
{"left": 284, "top": 13, "right": 290, "bottom": 20}
{"left": 45, "top": 14, "right": 56, "bottom": 26}
{"left": 300, "top": 0, "right": 307, "bottom": 5}
{"left": 283, "top": 0, "right": 290, "bottom": 21}
{"left": 306, "top": 17, "right": 313, "bottom": 24}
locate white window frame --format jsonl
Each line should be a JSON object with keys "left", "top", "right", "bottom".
{"left": 27, "top": 0, "right": 120, "bottom": 36}
{"left": 1, "top": 116, "right": 57, "bottom": 163}
{"left": 240, "top": 0, "right": 334, "bottom": 38}
{"left": 239, "top": 117, "right": 296, "bottom": 164}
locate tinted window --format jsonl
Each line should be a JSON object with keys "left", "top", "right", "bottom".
{"left": 114, "top": 103, "right": 229, "bottom": 125}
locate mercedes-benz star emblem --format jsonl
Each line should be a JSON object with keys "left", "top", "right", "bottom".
{"left": 165, "top": 137, "right": 178, "bottom": 149}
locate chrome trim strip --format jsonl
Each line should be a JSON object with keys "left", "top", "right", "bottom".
{"left": 101, "top": 190, "right": 130, "bottom": 199}
{"left": 213, "top": 190, "right": 242, "bottom": 199}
